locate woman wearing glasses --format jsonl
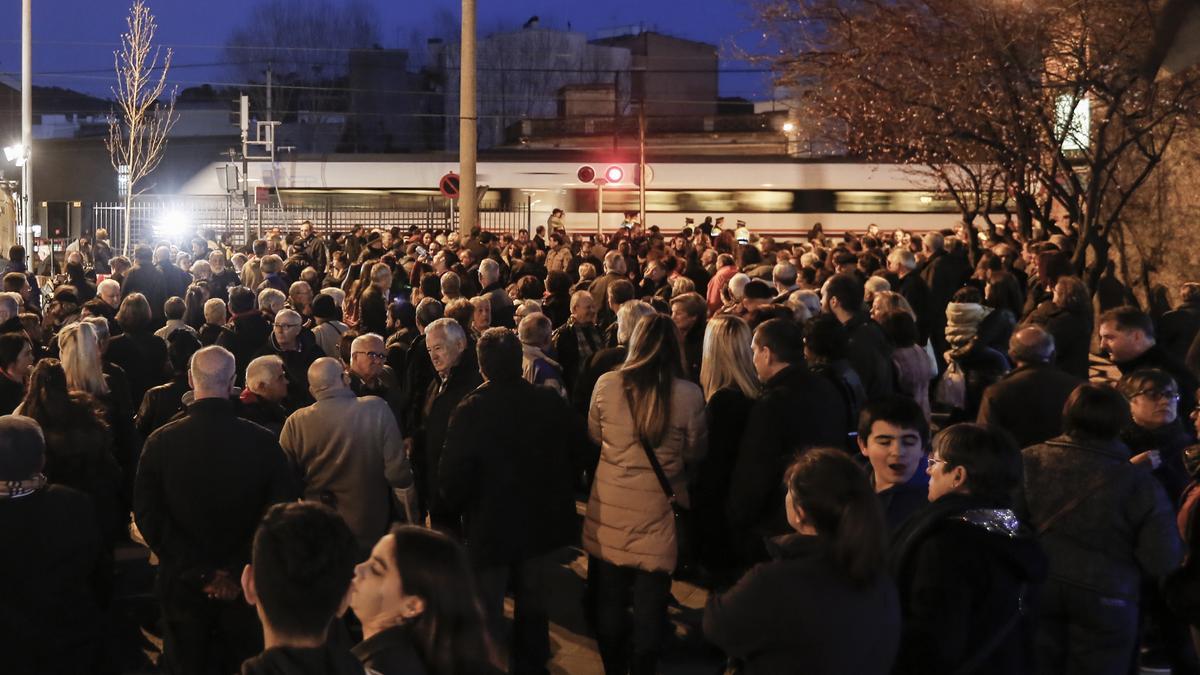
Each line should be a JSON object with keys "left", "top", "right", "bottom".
{"left": 891, "top": 423, "right": 1046, "bottom": 675}
{"left": 1119, "top": 368, "right": 1193, "bottom": 505}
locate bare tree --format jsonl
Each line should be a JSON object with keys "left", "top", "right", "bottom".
{"left": 760, "top": 0, "right": 1200, "bottom": 291}
{"left": 106, "top": 0, "right": 177, "bottom": 254}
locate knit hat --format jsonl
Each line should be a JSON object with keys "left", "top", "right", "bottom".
{"left": 0, "top": 415, "right": 45, "bottom": 482}
{"left": 311, "top": 293, "right": 339, "bottom": 321}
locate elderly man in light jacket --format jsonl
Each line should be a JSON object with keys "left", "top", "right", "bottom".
{"left": 279, "top": 357, "right": 414, "bottom": 557}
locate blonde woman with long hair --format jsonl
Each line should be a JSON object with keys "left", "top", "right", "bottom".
{"left": 58, "top": 321, "right": 109, "bottom": 398}
{"left": 695, "top": 314, "right": 760, "bottom": 583}
{"left": 583, "top": 312, "right": 707, "bottom": 675}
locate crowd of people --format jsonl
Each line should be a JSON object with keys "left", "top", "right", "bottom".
{"left": 5, "top": 213, "right": 1200, "bottom": 675}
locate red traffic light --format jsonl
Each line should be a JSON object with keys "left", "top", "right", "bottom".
{"left": 605, "top": 166, "right": 624, "bottom": 183}
{"left": 577, "top": 165, "right": 595, "bottom": 183}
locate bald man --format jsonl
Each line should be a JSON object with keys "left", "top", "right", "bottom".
{"left": 133, "top": 345, "right": 296, "bottom": 675}
{"left": 977, "top": 325, "right": 1085, "bottom": 448}
{"left": 348, "top": 332, "right": 403, "bottom": 425}
{"left": 279, "top": 357, "right": 414, "bottom": 556}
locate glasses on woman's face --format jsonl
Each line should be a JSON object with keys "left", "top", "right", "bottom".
{"left": 927, "top": 455, "right": 949, "bottom": 470}
{"left": 1133, "top": 389, "right": 1179, "bottom": 404}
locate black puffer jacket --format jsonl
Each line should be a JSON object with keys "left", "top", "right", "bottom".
{"left": 1016, "top": 435, "right": 1182, "bottom": 600}
{"left": 891, "top": 494, "right": 1047, "bottom": 675}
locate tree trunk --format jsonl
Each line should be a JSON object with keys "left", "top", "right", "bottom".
{"left": 124, "top": 192, "right": 133, "bottom": 256}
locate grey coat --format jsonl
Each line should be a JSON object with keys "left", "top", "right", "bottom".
{"left": 280, "top": 388, "right": 413, "bottom": 552}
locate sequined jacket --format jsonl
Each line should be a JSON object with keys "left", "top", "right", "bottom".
{"left": 891, "top": 494, "right": 1047, "bottom": 675}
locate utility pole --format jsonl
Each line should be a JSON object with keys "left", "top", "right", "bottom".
{"left": 265, "top": 64, "right": 273, "bottom": 123}
{"left": 240, "top": 94, "right": 251, "bottom": 240}
{"left": 21, "top": 0, "right": 32, "bottom": 251}
{"left": 638, "top": 104, "right": 646, "bottom": 226}
{"left": 458, "top": 0, "right": 477, "bottom": 237}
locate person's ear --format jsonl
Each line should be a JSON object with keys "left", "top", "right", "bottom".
{"left": 951, "top": 465, "right": 968, "bottom": 489}
{"left": 241, "top": 564, "right": 257, "bottom": 607}
{"left": 857, "top": 434, "right": 869, "bottom": 457}
{"left": 401, "top": 595, "right": 426, "bottom": 621}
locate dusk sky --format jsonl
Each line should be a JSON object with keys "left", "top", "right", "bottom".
{"left": 0, "top": 0, "right": 771, "bottom": 101}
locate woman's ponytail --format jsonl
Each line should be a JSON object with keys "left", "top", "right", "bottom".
{"left": 785, "top": 447, "right": 888, "bottom": 586}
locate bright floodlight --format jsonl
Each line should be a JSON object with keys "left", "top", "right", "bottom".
{"left": 782, "top": 122, "right": 796, "bottom": 133}
{"left": 605, "top": 166, "right": 624, "bottom": 183}
{"left": 4, "top": 144, "right": 26, "bottom": 166}
{"left": 158, "top": 209, "right": 191, "bottom": 240}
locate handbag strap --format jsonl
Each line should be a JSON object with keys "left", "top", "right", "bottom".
{"left": 623, "top": 386, "right": 676, "bottom": 505}
{"left": 1036, "top": 468, "right": 1120, "bottom": 537}
{"left": 949, "top": 583, "right": 1027, "bottom": 675}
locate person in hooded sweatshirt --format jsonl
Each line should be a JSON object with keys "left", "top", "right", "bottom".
{"left": 239, "top": 501, "right": 365, "bottom": 675}
{"left": 891, "top": 423, "right": 1047, "bottom": 675}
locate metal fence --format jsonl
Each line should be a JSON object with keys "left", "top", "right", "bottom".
{"left": 92, "top": 196, "right": 532, "bottom": 250}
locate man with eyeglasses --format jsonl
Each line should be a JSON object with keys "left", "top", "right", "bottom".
{"left": 348, "top": 333, "right": 403, "bottom": 426}
{"left": 256, "top": 308, "right": 323, "bottom": 409}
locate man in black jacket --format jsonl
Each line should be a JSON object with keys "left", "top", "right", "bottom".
{"left": 217, "top": 287, "right": 272, "bottom": 387}
{"left": 920, "top": 233, "right": 969, "bottom": 361}
{"left": 440, "top": 328, "right": 582, "bottom": 674}
{"left": 122, "top": 244, "right": 167, "bottom": 326}
{"left": 977, "top": 326, "right": 1084, "bottom": 448}
{"left": 0, "top": 415, "right": 106, "bottom": 674}
{"left": 888, "top": 248, "right": 933, "bottom": 343}
{"left": 155, "top": 245, "right": 192, "bottom": 306}
{"left": 1101, "top": 306, "right": 1198, "bottom": 417}
{"left": 727, "top": 318, "right": 850, "bottom": 565}
{"left": 133, "top": 346, "right": 297, "bottom": 675}
{"left": 294, "top": 220, "right": 328, "bottom": 278}
{"left": 1158, "top": 282, "right": 1200, "bottom": 363}
{"left": 824, "top": 273, "right": 895, "bottom": 401}
{"left": 412, "top": 318, "right": 482, "bottom": 534}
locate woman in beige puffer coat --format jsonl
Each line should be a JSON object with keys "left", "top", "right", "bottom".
{"left": 584, "top": 313, "right": 707, "bottom": 675}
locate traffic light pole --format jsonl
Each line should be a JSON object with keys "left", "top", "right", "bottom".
{"left": 596, "top": 181, "right": 604, "bottom": 236}
{"left": 21, "top": 0, "right": 32, "bottom": 252}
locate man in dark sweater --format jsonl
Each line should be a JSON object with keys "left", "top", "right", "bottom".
{"left": 857, "top": 396, "right": 930, "bottom": 531}
{"left": 134, "top": 346, "right": 297, "bottom": 675}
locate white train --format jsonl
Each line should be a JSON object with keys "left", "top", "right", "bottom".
{"left": 177, "top": 158, "right": 977, "bottom": 237}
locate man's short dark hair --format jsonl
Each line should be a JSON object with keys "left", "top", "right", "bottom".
{"left": 8, "top": 245, "right": 25, "bottom": 264}
{"left": 166, "top": 329, "right": 202, "bottom": 374}
{"left": 1062, "top": 383, "right": 1131, "bottom": 440}
{"left": 163, "top": 296, "right": 186, "bottom": 321}
{"left": 857, "top": 395, "right": 930, "bottom": 446}
{"left": 753, "top": 318, "right": 804, "bottom": 365}
{"left": 228, "top": 286, "right": 256, "bottom": 315}
{"left": 477, "top": 327, "right": 522, "bottom": 381}
{"left": 0, "top": 332, "right": 30, "bottom": 370}
{"left": 824, "top": 273, "right": 864, "bottom": 313}
{"left": 743, "top": 280, "right": 774, "bottom": 300}
{"left": 250, "top": 502, "right": 358, "bottom": 639}
{"left": 133, "top": 244, "right": 154, "bottom": 265}
{"left": 803, "top": 314, "right": 849, "bottom": 361}
{"left": 1099, "top": 306, "right": 1155, "bottom": 340}
{"left": 2, "top": 272, "right": 28, "bottom": 293}
{"left": 933, "top": 423, "right": 1021, "bottom": 505}
{"left": 419, "top": 272, "right": 441, "bottom": 300}
{"left": 608, "top": 279, "right": 635, "bottom": 307}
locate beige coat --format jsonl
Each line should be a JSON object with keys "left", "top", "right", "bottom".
{"left": 546, "top": 245, "right": 573, "bottom": 274}
{"left": 583, "top": 371, "right": 707, "bottom": 573}
{"left": 279, "top": 388, "right": 412, "bottom": 553}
